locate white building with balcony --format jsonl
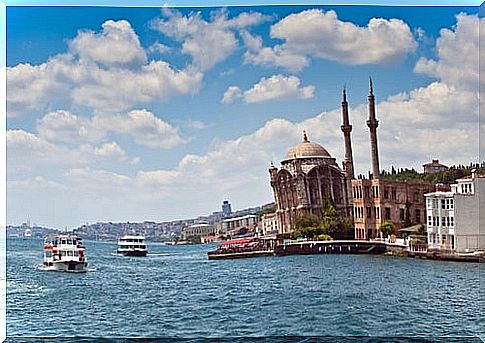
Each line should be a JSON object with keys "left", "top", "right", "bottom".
{"left": 425, "top": 191, "right": 455, "bottom": 251}
{"left": 425, "top": 171, "right": 484, "bottom": 253}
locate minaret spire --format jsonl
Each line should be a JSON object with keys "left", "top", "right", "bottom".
{"left": 341, "top": 84, "right": 354, "bottom": 179}
{"left": 367, "top": 77, "right": 380, "bottom": 179}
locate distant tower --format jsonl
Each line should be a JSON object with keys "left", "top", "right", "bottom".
{"left": 367, "top": 77, "right": 380, "bottom": 179}
{"left": 222, "top": 200, "right": 232, "bottom": 218}
{"left": 341, "top": 85, "right": 355, "bottom": 180}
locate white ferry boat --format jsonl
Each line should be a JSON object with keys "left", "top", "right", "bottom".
{"left": 117, "top": 235, "right": 148, "bottom": 256}
{"left": 43, "top": 234, "right": 88, "bottom": 272}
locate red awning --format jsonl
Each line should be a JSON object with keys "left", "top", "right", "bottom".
{"left": 220, "top": 237, "right": 255, "bottom": 245}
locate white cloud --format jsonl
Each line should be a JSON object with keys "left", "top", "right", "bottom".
{"left": 148, "top": 41, "right": 172, "bottom": 54}
{"left": 7, "top": 20, "right": 203, "bottom": 117}
{"left": 221, "top": 86, "right": 243, "bottom": 104}
{"left": 241, "top": 30, "right": 310, "bottom": 72}
{"left": 222, "top": 75, "right": 315, "bottom": 104}
{"left": 69, "top": 19, "right": 147, "bottom": 67}
{"left": 185, "top": 120, "right": 209, "bottom": 129}
{"left": 6, "top": 129, "right": 87, "bottom": 177}
{"left": 36, "top": 109, "right": 185, "bottom": 150}
{"left": 94, "top": 109, "right": 185, "bottom": 149}
{"left": 243, "top": 9, "right": 416, "bottom": 71}
{"left": 92, "top": 142, "right": 126, "bottom": 158}
{"left": 414, "top": 13, "right": 478, "bottom": 91}
{"left": 151, "top": 9, "right": 268, "bottom": 71}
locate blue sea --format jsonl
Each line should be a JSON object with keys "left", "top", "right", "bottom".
{"left": 6, "top": 238, "right": 485, "bottom": 341}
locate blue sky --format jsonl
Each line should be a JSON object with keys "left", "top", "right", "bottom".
{"left": 6, "top": 5, "right": 481, "bottom": 227}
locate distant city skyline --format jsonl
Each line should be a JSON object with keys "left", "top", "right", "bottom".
{"left": 6, "top": 5, "right": 481, "bottom": 228}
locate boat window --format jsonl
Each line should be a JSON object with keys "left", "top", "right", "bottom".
{"left": 74, "top": 251, "right": 79, "bottom": 256}
{"left": 73, "top": 239, "right": 77, "bottom": 245}
{"left": 61, "top": 251, "right": 66, "bottom": 256}
{"left": 45, "top": 251, "right": 52, "bottom": 258}
{"left": 141, "top": 245, "right": 146, "bottom": 249}
{"left": 67, "top": 239, "right": 72, "bottom": 245}
{"left": 61, "top": 240, "right": 66, "bottom": 245}
{"left": 54, "top": 240, "right": 58, "bottom": 245}
{"left": 68, "top": 251, "right": 73, "bottom": 256}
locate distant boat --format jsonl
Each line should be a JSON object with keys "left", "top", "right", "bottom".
{"left": 164, "top": 241, "right": 176, "bottom": 246}
{"left": 117, "top": 235, "right": 148, "bottom": 256}
{"left": 23, "top": 228, "right": 32, "bottom": 238}
{"left": 43, "top": 234, "right": 88, "bottom": 273}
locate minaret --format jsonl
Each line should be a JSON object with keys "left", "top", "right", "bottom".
{"left": 367, "top": 77, "right": 380, "bottom": 179}
{"left": 341, "top": 85, "right": 355, "bottom": 180}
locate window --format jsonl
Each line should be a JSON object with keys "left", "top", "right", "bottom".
{"left": 441, "top": 200, "right": 446, "bottom": 209}
{"left": 400, "top": 209, "right": 405, "bottom": 221}
{"left": 446, "top": 217, "right": 450, "bottom": 227}
{"left": 451, "top": 217, "right": 454, "bottom": 227}
{"left": 385, "top": 207, "right": 391, "bottom": 220}
{"left": 367, "top": 207, "right": 372, "bottom": 219}
{"left": 384, "top": 187, "right": 389, "bottom": 199}
{"left": 392, "top": 188, "right": 397, "bottom": 200}
{"left": 442, "top": 217, "right": 446, "bottom": 226}
{"left": 414, "top": 192, "right": 419, "bottom": 202}
{"left": 375, "top": 207, "right": 380, "bottom": 219}
{"left": 450, "top": 199, "right": 454, "bottom": 209}
{"left": 428, "top": 216, "right": 432, "bottom": 226}
{"left": 415, "top": 209, "right": 421, "bottom": 223}
{"left": 364, "top": 186, "right": 370, "bottom": 198}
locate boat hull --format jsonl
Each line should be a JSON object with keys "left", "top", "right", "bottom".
{"left": 117, "top": 250, "right": 148, "bottom": 257}
{"left": 45, "top": 261, "right": 88, "bottom": 273}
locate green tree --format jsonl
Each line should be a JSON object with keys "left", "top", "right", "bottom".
{"left": 380, "top": 221, "right": 396, "bottom": 238}
{"left": 295, "top": 213, "right": 320, "bottom": 230}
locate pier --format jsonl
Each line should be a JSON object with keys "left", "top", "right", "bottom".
{"left": 274, "top": 240, "right": 389, "bottom": 256}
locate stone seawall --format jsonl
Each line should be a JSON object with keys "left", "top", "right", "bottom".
{"left": 274, "top": 240, "right": 389, "bottom": 256}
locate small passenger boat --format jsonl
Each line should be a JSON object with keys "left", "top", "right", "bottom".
{"left": 117, "top": 235, "right": 148, "bottom": 256}
{"left": 43, "top": 234, "right": 88, "bottom": 272}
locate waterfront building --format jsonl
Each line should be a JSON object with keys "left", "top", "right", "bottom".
{"left": 352, "top": 79, "right": 434, "bottom": 239}
{"left": 423, "top": 159, "right": 448, "bottom": 174}
{"left": 426, "top": 171, "right": 485, "bottom": 252}
{"left": 261, "top": 212, "right": 278, "bottom": 236}
{"left": 182, "top": 222, "right": 216, "bottom": 240}
{"left": 222, "top": 214, "right": 259, "bottom": 236}
{"left": 425, "top": 190, "right": 455, "bottom": 250}
{"left": 222, "top": 200, "right": 232, "bottom": 218}
{"left": 269, "top": 87, "right": 354, "bottom": 234}
{"left": 353, "top": 179, "right": 434, "bottom": 239}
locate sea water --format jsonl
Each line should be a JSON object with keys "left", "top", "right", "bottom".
{"left": 6, "top": 238, "right": 484, "bottom": 340}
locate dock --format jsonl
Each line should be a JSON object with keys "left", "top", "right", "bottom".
{"left": 274, "top": 240, "right": 389, "bottom": 256}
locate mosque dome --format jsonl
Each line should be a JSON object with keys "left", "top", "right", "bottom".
{"left": 283, "top": 131, "right": 332, "bottom": 161}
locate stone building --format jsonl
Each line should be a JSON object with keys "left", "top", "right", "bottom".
{"left": 352, "top": 178, "right": 434, "bottom": 239}
{"left": 222, "top": 214, "right": 259, "bottom": 236}
{"left": 423, "top": 159, "right": 448, "bottom": 174}
{"left": 269, "top": 85, "right": 356, "bottom": 234}
{"left": 181, "top": 222, "right": 216, "bottom": 240}
{"left": 352, "top": 79, "right": 434, "bottom": 239}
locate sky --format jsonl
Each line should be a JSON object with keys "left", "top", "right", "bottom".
{"left": 5, "top": 4, "right": 482, "bottom": 228}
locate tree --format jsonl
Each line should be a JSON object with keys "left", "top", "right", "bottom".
{"left": 295, "top": 213, "right": 320, "bottom": 230}
{"left": 380, "top": 221, "right": 396, "bottom": 238}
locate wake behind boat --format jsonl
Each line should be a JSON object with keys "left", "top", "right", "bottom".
{"left": 43, "top": 234, "right": 88, "bottom": 272}
{"left": 117, "top": 235, "right": 148, "bottom": 256}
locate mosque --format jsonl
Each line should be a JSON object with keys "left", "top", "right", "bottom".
{"left": 269, "top": 79, "right": 433, "bottom": 237}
